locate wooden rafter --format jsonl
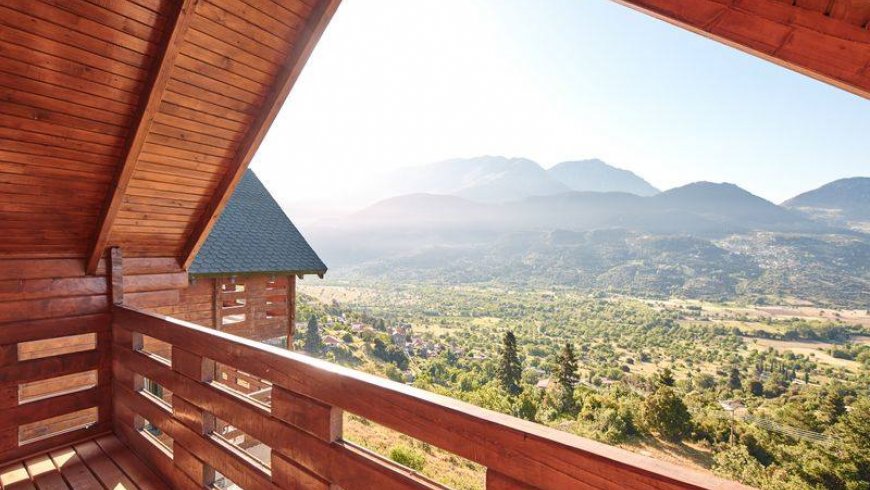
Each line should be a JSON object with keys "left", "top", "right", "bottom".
{"left": 612, "top": 0, "right": 870, "bottom": 99}
{"left": 86, "top": 0, "right": 200, "bottom": 274}
{"left": 180, "top": 0, "right": 343, "bottom": 270}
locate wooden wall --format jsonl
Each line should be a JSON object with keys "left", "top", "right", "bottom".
{"left": 0, "top": 255, "right": 187, "bottom": 464}
{"left": 0, "top": 259, "right": 112, "bottom": 461}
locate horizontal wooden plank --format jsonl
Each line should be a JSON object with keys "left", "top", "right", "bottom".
{"left": 0, "top": 423, "right": 112, "bottom": 467}
{"left": 0, "top": 386, "right": 108, "bottom": 431}
{"left": 125, "top": 272, "right": 188, "bottom": 293}
{"left": 0, "top": 296, "right": 108, "bottom": 325}
{"left": 0, "top": 277, "right": 106, "bottom": 303}
{"left": 0, "top": 314, "right": 109, "bottom": 346}
{"left": 0, "top": 350, "right": 101, "bottom": 386}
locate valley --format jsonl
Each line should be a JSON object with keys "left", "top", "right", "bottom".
{"left": 294, "top": 281, "right": 870, "bottom": 490}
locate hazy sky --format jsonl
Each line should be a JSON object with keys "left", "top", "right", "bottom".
{"left": 251, "top": 0, "right": 868, "bottom": 206}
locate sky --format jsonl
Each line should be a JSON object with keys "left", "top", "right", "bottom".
{"left": 251, "top": 0, "right": 869, "bottom": 210}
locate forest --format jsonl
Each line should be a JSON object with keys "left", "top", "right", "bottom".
{"left": 294, "top": 283, "right": 869, "bottom": 490}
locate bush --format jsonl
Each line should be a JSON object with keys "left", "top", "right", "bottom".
{"left": 388, "top": 445, "right": 426, "bottom": 471}
{"left": 594, "top": 408, "right": 630, "bottom": 443}
{"left": 641, "top": 387, "right": 693, "bottom": 442}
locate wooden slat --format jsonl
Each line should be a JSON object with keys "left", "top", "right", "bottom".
{"left": 49, "top": 447, "right": 102, "bottom": 490}
{"left": 181, "top": 0, "right": 342, "bottom": 268}
{"left": 0, "top": 350, "right": 101, "bottom": 386}
{"left": 23, "top": 455, "right": 69, "bottom": 490}
{"left": 0, "top": 463, "right": 36, "bottom": 490}
{"left": 0, "top": 387, "right": 107, "bottom": 432}
{"left": 72, "top": 440, "right": 138, "bottom": 490}
{"left": 87, "top": 0, "right": 199, "bottom": 274}
{"left": 94, "top": 434, "right": 168, "bottom": 490}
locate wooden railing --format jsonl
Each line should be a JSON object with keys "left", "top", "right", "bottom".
{"left": 112, "top": 305, "right": 745, "bottom": 490}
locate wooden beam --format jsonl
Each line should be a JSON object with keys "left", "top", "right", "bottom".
{"left": 611, "top": 0, "right": 870, "bottom": 99}
{"left": 109, "top": 247, "right": 124, "bottom": 306}
{"left": 86, "top": 0, "right": 200, "bottom": 274}
{"left": 180, "top": 0, "right": 343, "bottom": 270}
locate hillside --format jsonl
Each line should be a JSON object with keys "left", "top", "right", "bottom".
{"left": 308, "top": 180, "right": 867, "bottom": 307}
{"left": 548, "top": 159, "right": 659, "bottom": 196}
{"left": 383, "top": 156, "right": 569, "bottom": 203}
{"left": 783, "top": 177, "right": 870, "bottom": 231}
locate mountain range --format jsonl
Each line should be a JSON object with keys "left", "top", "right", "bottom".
{"left": 380, "top": 156, "right": 659, "bottom": 203}
{"left": 304, "top": 157, "right": 869, "bottom": 307}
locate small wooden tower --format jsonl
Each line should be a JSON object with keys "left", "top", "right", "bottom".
{"left": 167, "top": 169, "right": 326, "bottom": 348}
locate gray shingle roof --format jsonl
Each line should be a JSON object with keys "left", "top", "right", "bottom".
{"left": 189, "top": 170, "right": 327, "bottom": 277}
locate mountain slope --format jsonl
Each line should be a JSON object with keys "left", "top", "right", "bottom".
{"left": 548, "top": 159, "right": 659, "bottom": 196}
{"left": 385, "top": 156, "right": 569, "bottom": 203}
{"left": 652, "top": 182, "right": 812, "bottom": 231}
{"left": 783, "top": 177, "right": 870, "bottom": 229}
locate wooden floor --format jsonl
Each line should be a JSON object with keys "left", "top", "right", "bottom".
{"left": 0, "top": 434, "right": 167, "bottom": 490}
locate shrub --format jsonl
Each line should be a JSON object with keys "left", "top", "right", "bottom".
{"left": 388, "top": 445, "right": 426, "bottom": 471}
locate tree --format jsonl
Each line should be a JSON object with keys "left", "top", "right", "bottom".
{"left": 642, "top": 386, "right": 692, "bottom": 441}
{"left": 655, "top": 368, "right": 675, "bottom": 387}
{"left": 748, "top": 380, "right": 764, "bottom": 397}
{"left": 821, "top": 390, "right": 846, "bottom": 425}
{"left": 303, "top": 315, "right": 322, "bottom": 354}
{"left": 497, "top": 331, "right": 522, "bottom": 395}
{"left": 728, "top": 367, "right": 742, "bottom": 390}
{"left": 554, "top": 343, "right": 579, "bottom": 413}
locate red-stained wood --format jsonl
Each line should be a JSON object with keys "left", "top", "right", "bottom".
{"left": 93, "top": 434, "right": 167, "bottom": 490}
{"left": 23, "top": 455, "right": 69, "bottom": 490}
{"left": 110, "top": 247, "right": 124, "bottom": 306}
{"left": 49, "top": 447, "right": 103, "bottom": 490}
{"left": 612, "top": 0, "right": 870, "bottom": 99}
{"left": 87, "top": 0, "right": 200, "bottom": 274}
{"left": 181, "top": 0, "right": 343, "bottom": 269}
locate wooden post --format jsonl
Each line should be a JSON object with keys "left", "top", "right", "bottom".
{"left": 109, "top": 247, "right": 124, "bottom": 306}
{"left": 0, "top": 344, "right": 18, "bottom": 452}
{"left": 271, "top": 385, "right": 340, "bottom": 488}
{"left": 287, "top": 275, "right": 296, "bottom": 347}
{"left": 213, "top": 277, "right": 222, "bottom": 331}
{"left": 171, "top": 348, "right": 216, "bottom": 486}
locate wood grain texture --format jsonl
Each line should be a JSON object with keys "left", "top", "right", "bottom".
{"left": 181, "top": 0, "right": 343, "bottom": 268}
{"left": 613, "top": 0, "right": 870, "bottom": 98}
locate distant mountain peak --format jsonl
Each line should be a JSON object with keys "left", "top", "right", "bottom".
{"left": 547, "top": 159, "right": 659, "bottom": 196}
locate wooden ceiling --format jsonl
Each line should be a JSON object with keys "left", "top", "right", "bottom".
{"left": 0, "top": 0, "right": 339, "bottom": 272}
{"left": 615, "top": 0, "right": 870, "bottom": 99}
{"left": 0, "top": 0, "right": 864, "bottom": 275}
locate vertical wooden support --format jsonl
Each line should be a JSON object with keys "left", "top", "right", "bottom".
{"left": 287, "top": 275, "right": 296, "bottom": 346}
{"left": 213, "top": 277, "right": 222, "bottom": 331}
{"left": 171, "top": 348, "right": 216, "bottom": 486}
{"left": 112, "top": 322, "right": 143, "bottom": 439}
{"left": 0, "top": 344, "right": 18, "bottom": 452}
{"left": 271, "top": 385, "right": 341, "bottom": 487}
{"left": 109, "top": 247, "right": 124, "bottom": 306}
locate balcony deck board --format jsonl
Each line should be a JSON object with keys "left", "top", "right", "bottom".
{"left": 0, "top": 434, "right": 167, "bottom": 490}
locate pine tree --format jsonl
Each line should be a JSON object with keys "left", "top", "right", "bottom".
{"left": 303, "top": 315, "right": 322, "bottom": 354}
{"left": 497, "top": 331, "right": 523, "bottom": 396}
{"left": 728, "top": 367, "right": 742, "bottom": 390}
{"left": 554, "top": 343, "right": 578, "bottom": 413}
